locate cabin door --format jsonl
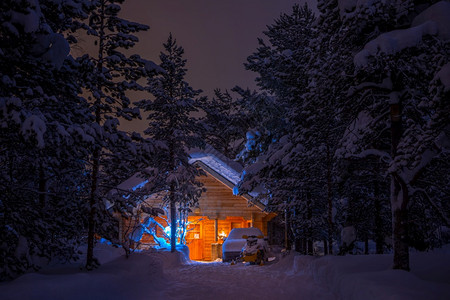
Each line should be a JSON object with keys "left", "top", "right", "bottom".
{"left": 186, "top": 224, "right": 203, "bottom": 260}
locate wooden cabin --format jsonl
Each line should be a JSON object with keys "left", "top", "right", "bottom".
{"left": 116, "top": 146, "right": 275, "bottom": 261}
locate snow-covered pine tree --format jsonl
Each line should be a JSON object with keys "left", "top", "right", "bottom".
{"left": 0, "top": 0, "right": 94, "bottom": 280}
{"left": 330, "top": 0, "right": 413, "bottom": 257}
{"left": 200, "top": 89, "right": 246, "bottom": 159}
{"left": 335, "top": 157, "right": 391, "bottom": 254}
{"left": 246, "top": 3, "right": 315, "bottom": 106}
{"left": 236, "top": 4, "right": 335, "bottom": 254}
{"left": 77, "top": 0, "right": 160, "bottom": 269}
{"left": 340, "top": 0, "right": 450, "bottom": 270}
{"left": 137, "top": 34, "right": 205, "bottom": 252}
{"left": 298, "top": 0, "right": 361, "bottom": 255}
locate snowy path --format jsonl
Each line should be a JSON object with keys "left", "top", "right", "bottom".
{"left": 160, "top": 260, "right": 336, "bottom": 300}
{"left": 0, "top": 250, "right": 335, "bottom": 300}
{"left": 2, "top": 246, "right": 448, "bottom": 300}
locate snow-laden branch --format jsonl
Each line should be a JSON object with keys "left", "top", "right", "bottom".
{"left": 347, "top": 77, "right": 393, "bottom": 96}
{"left": 402, "top": 148, "right": 438, "bottom": 185}
{"left": 351, "top": 149, "right": 391, "bottom": 160}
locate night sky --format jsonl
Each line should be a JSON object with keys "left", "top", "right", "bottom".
{"left": 119, "top": 0, "right": 317, "bottom": 98}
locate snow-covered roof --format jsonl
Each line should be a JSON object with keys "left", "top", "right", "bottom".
{"left": 188, "top": 144, "right": 243, "bottom": 186}
{"left": 115, "top": 145, "right": 243, "bottom": 193}
{"left": 110, "top": 144, "right": 267, "bottom": 211}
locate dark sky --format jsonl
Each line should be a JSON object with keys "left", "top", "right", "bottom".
{"left": 120, "top": 0, "right": 316, "bottom": 97}
{"left": 117, "top": 0, "right": 316, "bottom": 132}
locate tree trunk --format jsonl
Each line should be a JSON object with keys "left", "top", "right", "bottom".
{"left": 38, "top": 165, "right": 46, "bottom": 208}
{"left": 326, "top": 145, "right": 333, "bottom": 255}
{"left": 87, "top": 147, "right": 99, "bottom": 269}
{"left": 170, "top": 186, "right": 177, "bottom": 253}
{"left": 323, "top": 239, "right": 328, "bottom": 255}
{"left": 307, "top": 239, "right": 314, "bottom": 256}
{"left": 302, "top": 238, "right": 307, "bottom": 255}
{"left": 392, "top": 208, "right": 409, "bottom": 270}
{"left": 390, "top": 101, "right": 410, "bottom": 271}
{"left": 86, "top": 0, "right": 105, "bottom": 270}
{"left": 307, "top": 193, "right": 313, "bottom": 255}
{"left": 169, "top": 140, "right": 177, "bottom": 252}
{"left": 391, "top": 176, "right": 410, "bottom": 271}
{"left": 284, "top": 204, "right": 290, "bottom": 250}
{"left": 374, "top": 177, "right": 384, "bottom": 254}
{"left": 87, "top": 106, "right": 102, "bottom": 270}
{"left": 294, "top": 237, "right": 303, "bottom": 254}
{"left": 390, "top": 102, "right": 409, "bottom": 271}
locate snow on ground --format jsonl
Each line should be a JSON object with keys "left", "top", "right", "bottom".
{"left": 0, "top": 244, "right": 449, "bottom": 300}
{"left": 299, "top": 249, "right": 450, "bottom": 300}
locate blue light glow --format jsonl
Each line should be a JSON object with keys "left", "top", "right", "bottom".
{"left": 164, "top": 225, "right": 171, "bottom": 237}
{"left": 233, "top": 186, "right": 239, "bottom": 196}
{"left": 132, "top": 180, "right": 149, "bottom": 191}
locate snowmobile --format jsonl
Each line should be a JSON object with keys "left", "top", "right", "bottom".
{"left": 240, "top": 234, "right": 267, "bottom": 265}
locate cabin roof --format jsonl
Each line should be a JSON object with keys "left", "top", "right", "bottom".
{"left": 112, "top": 145, "right": 267, "bottom": 211}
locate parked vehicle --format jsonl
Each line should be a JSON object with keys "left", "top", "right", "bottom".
{"left": 241, "top": 234, "right": 267, "bottom": 265}
{"left": 222, "top": 227, "right": 268, "bottom": 263}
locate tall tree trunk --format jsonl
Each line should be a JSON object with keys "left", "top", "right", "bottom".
{"left": 38, "top": 165, "right": 46, "bottom": 208}
{"left": 170, "top": 182, "right": 176, "bottom": 252}
{"left": 326, "top": 145, "right": 333, "bottom": 255}
{"left": 302, "top": 238, "right": 307, "bottom": 255}
{"left": 391, "top": 175, "right": 410, "bottom": 270}
{"left": 307, "top": 193, "right": 313, "bottom": 255}
{"left": 87, "top": 109, "right": 102, "bottom": 269}
{"left": 87, "top": 2, "right": 105, "bottom": 269}
{"left": 87, "top": 147, "right": 99, "bottom": 269}
{"left": 169, "top": 140, "right": 177, "bottom": 253}
{"left": 374, "top": 177, "right": 384, "bottom": 254}
{"left": 284, "top": 200, "right": 290, "bottom": 250}
{"left": 307, "top": 239, "right": 314, "bottom": 256}
{"left": 390, "top": 101, "right": 409, "bottom": 271}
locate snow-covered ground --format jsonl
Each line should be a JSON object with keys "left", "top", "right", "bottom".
{"left": 0, "top": 244, "right": 449, "bottom": 300}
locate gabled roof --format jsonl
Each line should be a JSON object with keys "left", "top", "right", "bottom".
{"left": 188, "top": 144, "right": 242, "bottom": 186}
{"left": 113, "top": 144, "right": 267, "bottom": 211}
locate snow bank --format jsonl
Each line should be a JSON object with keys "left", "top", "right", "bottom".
{"left": 0, "top": 244, "right": 189, "bottom": 300}
{"left": 1, "top": 243, "right": 449, "bottom": 300}
{"left": 292, "top": 250, "right": 450, "bottom": 300}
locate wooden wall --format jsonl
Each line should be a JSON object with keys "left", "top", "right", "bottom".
{"left": 124, "top": 170, "right": 275, "bottom": 260}
{"left": 192, "top": 172, "right": 268, "bottom": 221}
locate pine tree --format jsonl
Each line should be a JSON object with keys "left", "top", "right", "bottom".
{"left": 236, "top": 4, "right": 331, "bottom": 253}
{"left": 201, "top": 89, "right": 246, "bottom": 159}
{"left": 338, "top": 0, "right": 450, "bottom": 270}
{"left": 137, "top": 34, "right": 205, "bottom": 252}
{"left": 77, "top": 0, "right": 159, "bottom": 269}
{"left": 0, "top": 0, "right": 92, "bottom": 280}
